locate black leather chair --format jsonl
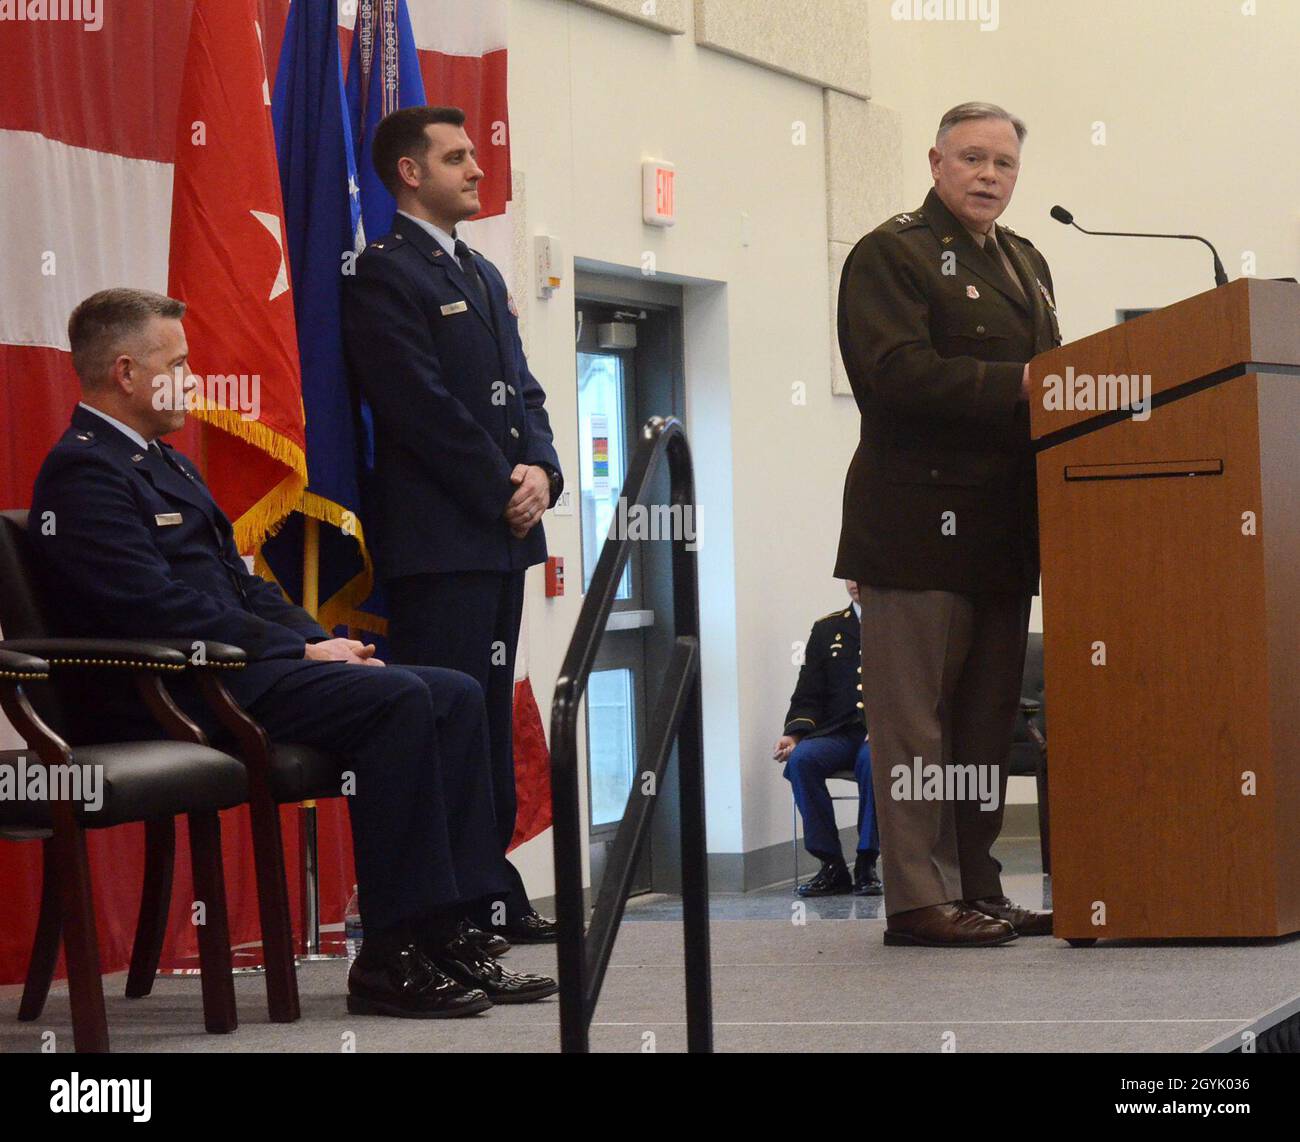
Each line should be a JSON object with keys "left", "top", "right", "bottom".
{"left": 1008, "top": 631, "right": 1049, "bottom": 873}
{"left": 0, "top": 513, "right": 249, "bottom": 1052}
{"left": 0, "top": 510, "right": 354, "bottom": 1029}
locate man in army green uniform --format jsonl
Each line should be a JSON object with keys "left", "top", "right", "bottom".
{"left": 773, "top": 580, "right": 881, "bottom": 898}
{"left": 835, "top": 103, "right": 1061, "bottom": 946}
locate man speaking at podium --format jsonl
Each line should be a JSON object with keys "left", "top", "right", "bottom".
{"left": 835, "top": 103, "right": 1061, "bottom": 947}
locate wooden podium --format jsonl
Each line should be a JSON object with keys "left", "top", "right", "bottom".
{"left": 1029, "top": 278, "right": 1300, "bottom": 942}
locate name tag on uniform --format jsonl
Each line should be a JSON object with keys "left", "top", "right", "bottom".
{"left": 440, "top": 300, "right": 468, "bottom": 316}
{"left": 154, "top": 512, "right": 183, "bottom": 527}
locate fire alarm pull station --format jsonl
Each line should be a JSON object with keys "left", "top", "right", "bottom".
{"left": 545, "top": 555, "right": 565, "bottom": 597}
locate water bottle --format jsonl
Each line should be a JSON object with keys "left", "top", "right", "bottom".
{"left": 344, "top": 884, "right": 362, "bottom": 965}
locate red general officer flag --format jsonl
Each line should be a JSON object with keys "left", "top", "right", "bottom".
{"left": 168, "top": 0, "right": 307, "bottom": 550}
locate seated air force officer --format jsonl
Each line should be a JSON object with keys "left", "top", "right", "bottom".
{"left": 773, "top": 581, "right": 882, "bottom": 898}
{"left": 30, "top": 288, "right": 558, "bottom": 1018}
{"left": 342, "top": 106, "right": 563, "bottom": 943}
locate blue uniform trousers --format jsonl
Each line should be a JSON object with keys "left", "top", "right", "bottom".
{"left": 244, "top": 663, "right": 510, "bottom": 932}
{"left": 784, "top": 730, "right": 880, "bottom": 863}
{"left": 385, "top": 570, "right": 532, "bottom": 925}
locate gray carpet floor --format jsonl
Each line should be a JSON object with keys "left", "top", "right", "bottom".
{"left": 3, "top": 906, "right": 1297, "bottom": 1053}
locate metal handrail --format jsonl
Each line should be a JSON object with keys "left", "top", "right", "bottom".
{"left": 549, "top": 415, "right": 712, "bottom": 1053}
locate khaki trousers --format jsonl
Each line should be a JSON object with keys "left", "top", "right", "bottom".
{"left": 860, "top": 586, "right": 1031, "bottom": 916}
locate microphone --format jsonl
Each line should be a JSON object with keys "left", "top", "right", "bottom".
{"left": 1051, "top": 205, "right": 1229, "bottom": 287}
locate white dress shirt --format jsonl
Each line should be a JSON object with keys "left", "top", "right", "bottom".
{"left": 396, "top": 210, "right": 461, "bottom": 266}
{"left": 78, "top": 402, "right": 151, "bottom": 449}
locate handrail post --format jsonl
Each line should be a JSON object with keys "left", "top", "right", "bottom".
{"left": 549, "top": 416, "right": 713, "bottom": 1053}
{"left": 668, "top": 431, "right": 712, "bottom": 1052}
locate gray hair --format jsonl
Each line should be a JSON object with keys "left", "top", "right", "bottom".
{"left": 936, "top": 102, "right": 1027, "bottom": 147}
{"left": 67, "top": 287, "right": 186, "bottom": 387}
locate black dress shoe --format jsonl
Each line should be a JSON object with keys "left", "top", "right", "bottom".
{"left": 796, "top": 859, "right": 852, "bottom": 897}
{"left": 852, "top": 854, "right": 883, "bottom": 896}
{"left": 459, "top": 920, "right": 511, "bottom": 958}
{"left": 347, "top": 943, "right": 492, "bottom": 1019}
{"left": 432, "top": 932, "right": 559, "bottom": 1004}
{"left": 498, "top": 910, "right": 558, "bottom": 943}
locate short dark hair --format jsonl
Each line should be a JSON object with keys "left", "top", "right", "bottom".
{"left": 67, "top": 287, "right": 186, "bottom": 387}
{"left": 371, "top": 106, "right": 467, "bottom": 196}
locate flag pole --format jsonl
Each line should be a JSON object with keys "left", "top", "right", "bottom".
{"left": 298, "top": 515, "right": 331, "bottom": 959}
{"left": 302, "top": 516, "right": 320, "bottom": 616}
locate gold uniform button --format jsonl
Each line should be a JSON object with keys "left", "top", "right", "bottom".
{"left": 856, "top": 701, "right": 864, "bottom": 709}
{"left": 976, "top": 324, "right": 986, "bottom": 333}
{"left": 509, "top": 427, "right": 520, "bottom": 438}
{"left": 856, "top": 683, "right": 862, "bottom": 691}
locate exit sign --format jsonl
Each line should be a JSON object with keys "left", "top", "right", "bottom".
{"left": 642, "top": 160, "right": 676, "bottom": 227}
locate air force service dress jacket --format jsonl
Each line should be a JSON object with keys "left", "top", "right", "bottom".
{"left": 342, "top": 213, "right": 563, "bottom": 582}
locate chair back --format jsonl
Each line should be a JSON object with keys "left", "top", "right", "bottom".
{"left": 0, "top": 510, "right": 74, "bottom": 738}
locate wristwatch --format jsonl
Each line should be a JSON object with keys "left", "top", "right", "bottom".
{"left": 536, "top": 462, "right": 563, "bottom": 508}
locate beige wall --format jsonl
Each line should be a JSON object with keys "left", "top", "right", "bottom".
{"left": 508, "top": 0, "right": 863, "bottom": 889}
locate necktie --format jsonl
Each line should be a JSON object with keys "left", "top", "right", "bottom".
{"left": 984, "top": 233, "right": 1026, "bottom": 301}
{"left": 454, "top": 238, "right": 490, "bottom": 308}
{"left": 150, "top": 440, "right": 182, "bottom": 475}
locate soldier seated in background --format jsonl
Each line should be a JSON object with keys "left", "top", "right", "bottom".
{"left": 773, "top": 580, "right": 881, "bottom": 897}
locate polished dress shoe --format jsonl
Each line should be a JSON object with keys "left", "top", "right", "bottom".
{"left": 347, "top": 942, "right": 492, "bottom": 1018}
{"left": 852, "top": 854, "right": 883, "bottom": 896}
{"left": 796, "top": 859, "right": 852, "bottom": 897}
{"left": 966, "top": 895, "right": 1054, "bottom": 936}
{"left": 460, "top": 920, "right": 511, "bottom": 958}
{"left": 431, "top": 932, "right": 559, "bottom": 1004}
{"left": 498, "top": 909, "right": 558, "bottom": 943}
{"left": 883, "top": 902, "right": 1017, "bottom": 947}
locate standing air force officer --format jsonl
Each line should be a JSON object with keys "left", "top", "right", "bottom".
{"left": 835, "top": 103, "right": 1061, "bottom": 946}
{"left": 342, "top": 106, "right": 563, "bottom": 942}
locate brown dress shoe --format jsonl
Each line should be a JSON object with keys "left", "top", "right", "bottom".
{"left": 883, "top": 902, "right": 1017, "bottom": 947}
{"left": 966, "top": 895, "right": 1053, "bottom": 936}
